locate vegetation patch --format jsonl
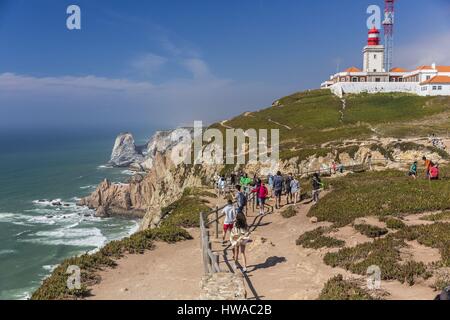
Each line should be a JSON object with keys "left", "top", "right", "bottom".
{"left": 432, "top": 269, "right": 450, "bottom": 291}
{"left": 353, "top": 224, "right": 388, "bottom": 238}
{"left": 420, "top": 211, "right": 450, "bottom": 222}
{"left": 324, "top": 237, "right": 429, "bottom": 285}
{"left": 183, "top": 187, "right": 217, "bottom": 199}
{"left": 318, "top": 275, "right": 374, "bottom": 300}
{"left": 308, "top": 170, "right": 450, "bottom": 227}
{"left": 281, "top": 206, "right": 297, "bottom": 218}
{"left": 382, "top": 217, "right": 406, "bottom": 230}
{"left": 296, "top": 227, "right": 345, "bottom": 249}
{"left": 395, "top": 223, "right": 450, "bottom": 266}
{"left": 161, "top": 195, "right": 211, "bottom": 228}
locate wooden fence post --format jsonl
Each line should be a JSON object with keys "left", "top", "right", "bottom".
{"left": 215, "top": 206, "right": 219, "bottom": 239}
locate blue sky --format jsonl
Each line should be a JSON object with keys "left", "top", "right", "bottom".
{"left": 1, "top": 0, "right": 450, "bottom": 132}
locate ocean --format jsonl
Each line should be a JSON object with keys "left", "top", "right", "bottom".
{"left": 0, "top": 128, "right": 151, "bottom": 300}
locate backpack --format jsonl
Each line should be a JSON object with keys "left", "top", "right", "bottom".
{"left": 238, "top": 192, "right": 247, "bottom": 207}
{"left": 274, "top": 176, "right": 283, "bottom": 190}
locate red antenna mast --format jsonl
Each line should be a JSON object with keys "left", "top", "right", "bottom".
{"left": 383, "top": 0, "right": 395, "bottom": 72}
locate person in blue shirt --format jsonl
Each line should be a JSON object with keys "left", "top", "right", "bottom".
{"left": 273, "top": 171, "right": 284, "bottom": 209}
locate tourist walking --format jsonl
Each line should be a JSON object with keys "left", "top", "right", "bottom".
{"left": 290, "top": 176, "right": 301, "bottom": 204}
{"left": 252, "top": 180, "right": 269, "bottom": 216}
{"left": 285, "top": 173, "right": 293, "bottom": 205}
{"left": 429, "top": 164, "right": 440, "bottom": 180}
{"left": 312, "top": 173, "right": 322, "bottom": 203}
{"left": 408, "top": 161, "right": 418, "bottom": 180}
{"left": 423, "top": 156, "right": 433, "bottom": 179}
{"left": 230, "top": 212, "right": 250, "bottom": 272}
{"left": 235, "top": 185, "right": 247, "bottom": 215}
{"left": 273, "top": 171, "right": 283, "bottom": 209}
{"left": 218, "top": 176, "right": 226, "bottom": 197}
{"left": 230, "top": 172, "right": 237, "bottom": 186}
{"left": 221, "top": 199, "right": 236, "bottom": 244}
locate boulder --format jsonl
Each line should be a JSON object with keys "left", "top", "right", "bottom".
{"left": 95, "top": 206, "right": 109, "bottom": 218}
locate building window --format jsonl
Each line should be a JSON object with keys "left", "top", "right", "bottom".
{"left": 374, "top": 54, "right": 377, "bottom": 59}
{"left": 426, "top": 76, "right": 431, "bottom": 80}
{"left": 352, "top": 77, "right": 358, "bottom": 82}
{"left": 433, "top": 86, "right": 437, "bottom": 90}
{"left": 375, "top": 78, "right": 381, "bottom": 82}
{"left": 438, "top": 86, "right": 443, "bottom": 90}
{"left": 373, "top": 69, "right": 377, "bottom": 72}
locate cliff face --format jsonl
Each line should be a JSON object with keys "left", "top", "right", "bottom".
{"left": 81, "top": 117, "right": 449, "bottom": 230}
{"left": 80, "top": 129, "right": 212, "bottom": 228}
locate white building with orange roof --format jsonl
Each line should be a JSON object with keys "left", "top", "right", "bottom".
{"left": 321, "top": 27, "right": 450, "bottom": 97}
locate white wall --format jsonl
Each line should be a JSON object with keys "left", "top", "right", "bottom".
{"left": 330, "top": 82, "right": 419, "bottom": 98}
{"left": 418, "top": 84, "right": 450, "bottom": 96}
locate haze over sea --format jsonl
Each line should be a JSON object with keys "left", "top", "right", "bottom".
{"left": 0, "top": 127, "right": 152, "bottom": 300}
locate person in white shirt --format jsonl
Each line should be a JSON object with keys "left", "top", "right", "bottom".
{"left": 222, "top": 199, "right": 236, "bottom": 244}
{"left": 290, "top": 177, "right": 301, "bottom": 204}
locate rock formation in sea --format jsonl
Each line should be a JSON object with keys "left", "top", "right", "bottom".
{"left": 109, "top": 132, "right": 145, "bottom": 168}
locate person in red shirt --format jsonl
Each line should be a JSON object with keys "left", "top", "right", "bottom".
{"left": 429, "top": 164, "right": 440, "bottom": 180}
{"left": 252, "top": 180, "right": 268, "bottom": 216}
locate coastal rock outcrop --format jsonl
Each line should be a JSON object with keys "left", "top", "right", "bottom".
{"left": 83, "top": 128, "right": 449, "bottom": 230}
{"left": 109, "top": 133, "right": 145, "bottom": 167}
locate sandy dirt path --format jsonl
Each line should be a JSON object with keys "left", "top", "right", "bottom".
{"left": 87, "top": 192, "right": 438, "bottom": 300}
{"left": 238, "top": 197, "right": 437, "bottom": 300}
{"left": 87, "top": 228, "right": 203, "bottom": 300}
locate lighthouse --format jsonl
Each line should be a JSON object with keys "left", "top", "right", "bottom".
{"left": 363, "top": 27, "right": 385, "bottom": 73}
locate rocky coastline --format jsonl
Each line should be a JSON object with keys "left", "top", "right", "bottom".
{"left": 80, "top": 127, "right": 449, "bottom": 230}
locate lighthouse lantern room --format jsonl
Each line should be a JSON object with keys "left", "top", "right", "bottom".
{"left": 363, "top": 27, "right": 385, "bottom": 73}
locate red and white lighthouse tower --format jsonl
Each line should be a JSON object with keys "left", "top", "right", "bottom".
{"left": 367, "top": 27, "right": 380, "bottom": 46}
{"left": 363, "top": 27, "right": 385, "bottom": 73}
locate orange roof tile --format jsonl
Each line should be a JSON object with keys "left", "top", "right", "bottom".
{"left": 344, "top": 67, "right": 362, "bottom": 73}
{"left": 436, "top": 66, "right": 450, "bottom": 72}
{"left": 417, "top": 65, "right": 434, "bottom": 70}
{"left": 390, "top": 67, "right": 407, "bottom": 72}
{"left": 421, "top": 75, "right": 450, "bottom": 85}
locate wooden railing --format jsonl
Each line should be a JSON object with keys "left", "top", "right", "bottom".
{"left": 200, "top": 192, "right": 274, "bottom": 275}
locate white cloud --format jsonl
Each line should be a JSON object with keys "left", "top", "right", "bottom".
{"left": 181, "top": 58, "right": 212, "bottom": 79}
{"left": 396, "top": 31, "right": 450, "bottom": 69}
{"left": 130, "top": 53, "right": 168, "bottom": 76}
{"left": 0, "top": 70, "right": 292, "bottom": 128}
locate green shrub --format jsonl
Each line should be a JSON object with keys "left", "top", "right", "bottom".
{"left": 354, "top": 224, "right": 388, "bottom": 238}
{"left": 161, "top": 196, "right": 211, "bottom": 228}
{"left": 318, "top": 275, "right": 374, "bottom": 300}
{"left": 296, "top": 227, "right": 345, "bottom": 249}
{"left": 309, "top": 170, "right": 450, "bottom": 227}
{"left": 395, "top": 223, "right": 450, "bottom": 266}
{"left": 384, "top": 217, "right": 406, "bottom": 230}
{"left": 281, "top": 206, "right": 297, "bottom": 219}
{"left": 324, "top": 237, "right": 429, "bottom": 285}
